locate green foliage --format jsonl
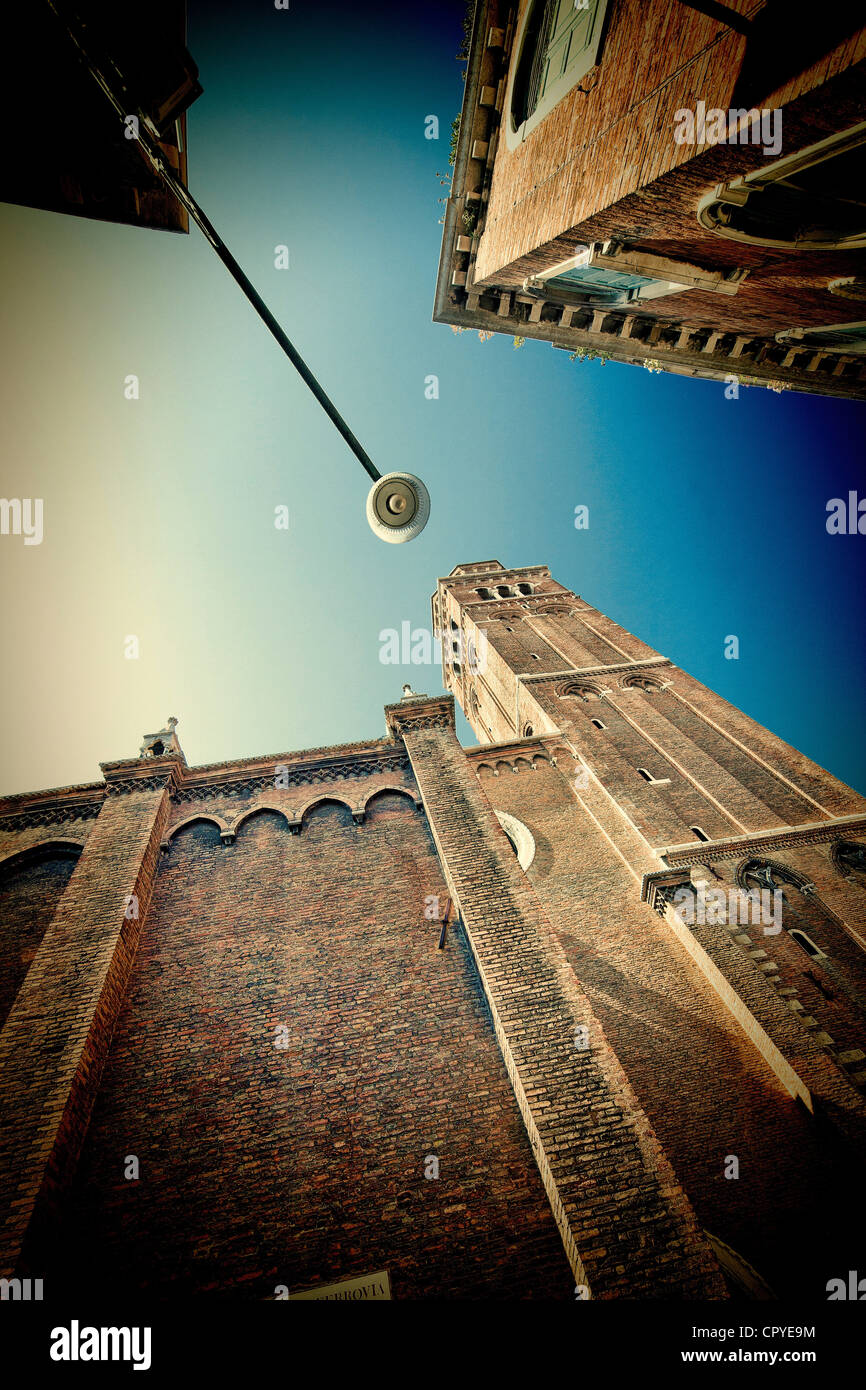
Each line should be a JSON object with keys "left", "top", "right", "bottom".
{"left": 455, "top": 0, "right": 474, "bottom": 60}
{"left": 449, "top": 115, "right": 461, "bottom": 166}
{"left": 568, "top": 347, "right": 609, "bottom": 365}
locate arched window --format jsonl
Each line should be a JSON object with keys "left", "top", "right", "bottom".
{"left": 789, "top": 929, "right": 825, "bottom": 960}
{"left": 697, "top": 123, "right": 866, "bottom": 251}
{"left": 834, "top": 841, "right": 866, "bottom": 879}
{"left": 496, "top": 585, "right": 513, "bottom": 598}
{"left": 691, "top": 826, "right": 710, "bottom": 842}
{"left": 562, "top": 683, "right": 600, "bottom": 701}
{"left": 591, "top": 718, "right": 605, "bottom": 729}
{"left": 517, "top": 582, "right": 533, "bottom": 595}
{"left": 449, "top": 619, "right": 461, "bottom": 677}
{"left": 739, "top": 859, "right": 834, "bottom": 963}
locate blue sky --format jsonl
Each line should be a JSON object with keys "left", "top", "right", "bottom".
{"left": 0, "top": 0, "right": 864, "bottom": 796}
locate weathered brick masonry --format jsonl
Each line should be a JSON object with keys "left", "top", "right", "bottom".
{"left": 0, "top": 769, "right": 170, "bottom": 1278}
{"left": 434, "top": 559, "right": 866, "bottom": 1296}
{"left": 437, "top": 0, "right": 866, "bottom": 396}
{"left": 1, "top": 558, "right": 865, "bottom": 1299}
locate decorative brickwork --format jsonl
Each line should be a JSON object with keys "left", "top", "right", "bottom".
{"left": 1, "top": 559, "right": 864, "bottom": 1299}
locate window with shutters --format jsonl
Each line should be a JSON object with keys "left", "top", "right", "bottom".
{"left": 507, "top": 0, "right": 609, "bottom": 150}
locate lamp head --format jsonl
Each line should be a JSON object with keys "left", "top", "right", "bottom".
{"left": 366, "top": 471, "right": 430, "bottom": 543}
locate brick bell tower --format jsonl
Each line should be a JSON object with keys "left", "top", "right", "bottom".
{"left": 431, "top": 561, "right": 866, "bottom": 1299}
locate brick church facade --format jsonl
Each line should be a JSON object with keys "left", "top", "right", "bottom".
{"left": 1, "top": 560, "right": 865, "bottom": 1300}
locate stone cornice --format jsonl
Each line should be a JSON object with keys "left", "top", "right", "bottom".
{"left": 521, "top": 658, "right": 672, "bottom": 684}
{"left": 385, "top": 695, "right": 456, "bottom": 738}
{"left": 434, "top": 0, "right": 865, "bottom": 400}
{"left": 660, "top": 815, "right": 866, "bottom": 867}
{"left": 439, "top": 565, "right": 551, "bottom": 586}
{"left": 0, "top": 740, "right": 413, "bottom": 819}
{"left": 188, "top": 736, "right": 396, "bottom": 777}
{"left": 103, "top": 760, "right": 182, "bottom": 797}
{"left": 0, "top": 781, "right": 105, "bottom": 830}
{"left": 172, "top": 747, "right": 411, "bottom": 803}
{"left": 440, "top": 285, "right": 865, "bottom": 402}
{"left": 0, "top": 799, "right": 104, "bottom": 831}
{"left": 465, "top": 735, "right": 553, "bottom": 761}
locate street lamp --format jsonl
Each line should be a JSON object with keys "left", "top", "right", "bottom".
{"left": 45, "top": 0, "right": 430, "bottom": 544}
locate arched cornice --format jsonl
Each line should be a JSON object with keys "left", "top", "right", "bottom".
{"left": 231, "top": 804, "right": 294, "bottom": 836}
{"left": 298, "top": 794, "right": 356, "bottom": 826}
{"left": 361, "top": 786, "right": 422, "bottom": 815}
{"left": 166, "top": 813, "right": 229, "bottom": 843}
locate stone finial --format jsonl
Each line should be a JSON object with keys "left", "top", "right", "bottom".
{"left": 139, "top": 717, "right": 185, "bottom": 761}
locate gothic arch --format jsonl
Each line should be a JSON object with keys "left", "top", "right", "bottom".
{"left": 232, "top": 804, "right": 294, "bottom": 837}
{"left": 362, "top": 787, "right": 420, "bottom": 815}
{"left": 0, "top": 840, "right": 83, "bottom": 874}
{"left": 166, "top": 814, "right": 228, "bottom": 843}
{"left": 0, "top": 841, "right": 84, "bottom": 1032}
{"left": 299, "top": 795, "right": 356, "bottom": 828}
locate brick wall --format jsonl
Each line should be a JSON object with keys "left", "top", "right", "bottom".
{"left": 473, "top": 753, "right": 866, "bottom": 1295}
{"left": 1, "top": 781, "right": 170, "bottom": 1277}
{"left": 440, "top": 562, "right": 866, "bottom": 1297}
{"left": 391, "top": 696, "right": 726, "bottom": 1298}
{"left": 473, "top": 0, "right": 866, "bottom": 336}
{"left": 47, "top": 793, "right": 573, "bottom": 1298}
{"left": 0, "top": 851, "right": 80, "bottom": 1029}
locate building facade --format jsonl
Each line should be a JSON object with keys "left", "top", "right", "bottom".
{"left": 436, "top": 0, "right": 866, "bottom": 398}
{"left": 3, "top": 1, "right": 200, "bottom": 234}
{"left": 1, "top": 560, "right": 865, "bottom": 1300}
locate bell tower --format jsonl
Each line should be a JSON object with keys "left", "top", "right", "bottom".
{"left": 432, "top": 559, "right": 866, "bottom": 1298}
